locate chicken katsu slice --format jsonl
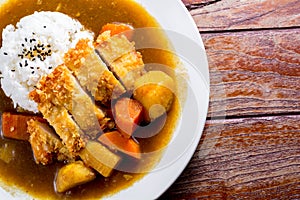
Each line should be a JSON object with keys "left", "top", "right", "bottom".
{"left": 64, "top": 39, "right": 126, "bottom": 105}
{"left": 82, "top": 51, "right": 126, "bottom": 104}
{"left": 29, "top": 90, "right": 85, "bottom": 154}
{"left": 27, "top": 119, "right": 74, "bottom": 165}
{"left": 95, "top": 31, "right": 135, "bottom": 65}
{"left": 110, "top": 50, "right": 145, "bottom": 90}
{"left": 96, "top": 31, "right": 145, "bottom": 90}
{"left": 44, "top": 106, "right": 85, "bottom": 154}
{"left": 33, "top": 64, "right": 103, "bottom": 138}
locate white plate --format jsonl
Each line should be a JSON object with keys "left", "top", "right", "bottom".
{"left": 0, "top": 0, "right": 210, "bottom": 199}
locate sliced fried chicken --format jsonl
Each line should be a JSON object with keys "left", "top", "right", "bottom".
{"left": 95, "top": 31, "right": 145, "bottom": 90}
{"left": 110, "top": 50, "right": 145, "bottom": 90}
{"left": 95, "top": 32, "right": 135, "bottom": 64}
{"left": 31, "top": 64, "right": 103, "bottom": 139}
{"left": 27, "top": 119, "right": 75, "bottom": 165}
{"left": 29, "top": 88, "right": 85, "bottom": 154}
{"left": 64, "top": 39, "right": 126, "bottom": 105}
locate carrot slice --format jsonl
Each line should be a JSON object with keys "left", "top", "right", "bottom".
{"left": 1, "top": 112, "right": 45, "bottom": 140}
{"left": 100, "top": 23, "right": 134, "bottom": 40}
{"left": 114, "top": 98, "right": 144, "bottom": 138}
{"left": 98, "top": 131, "right": 141, "bottom": 160}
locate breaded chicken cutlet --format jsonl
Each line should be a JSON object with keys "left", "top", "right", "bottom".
{"left": 29, "top": 30, "right": 146, "bottom": 160}
{"left": 31, "top": 64, "right": 104, "bottom": 138}
{"left": 64, "top": 39, "right": 126, "bottom": 105}
{"left": 29, "top": 87, "right": 85, "bottom": 154}
{"left": 95, "top": 31, "right": 145, "bottom": 90}
{"left": 27, "top": 119, "right": 74, "bottom": 165}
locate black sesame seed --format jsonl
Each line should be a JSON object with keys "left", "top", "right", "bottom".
{"left": 31, "top": 71, "right": 34, "bottom": 74}
{"left": 11, "top": 69, "right": 15, "bottom": 72}
{"left": 48, "top": 66, "right": 52, "bottom": 69}
{"left": 32, "top": 58, "right": 36, "bottom": 61}
{"left": 43, "top": 26, "right": 46, "bottom": 28}
{"left": 25, "top": 38, "right": 27, "bottom": 42}
{"left": 19, "top": 63, "right": 22, "bottom": 67}
{"left": 30, "top": 67, "right": 34, "bottom": 69}
{"left": 3, "top": 52, "right": 8, "bottom": 55}
{"left": 32, "top": 38, "right": 36, "bottom": 42}
{"left": 25, "top": 60, "right": 28, "bottom": 66}
{"left": 47, "top": 44, "right": 51, "bottom": 48}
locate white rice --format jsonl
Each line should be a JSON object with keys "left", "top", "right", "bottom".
{"left": 0, "top": 11, "right": 94, "bottom": 113}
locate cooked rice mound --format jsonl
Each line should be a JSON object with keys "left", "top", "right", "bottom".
{"left": 0, "top": 11, "right": 94, "bottom": 113}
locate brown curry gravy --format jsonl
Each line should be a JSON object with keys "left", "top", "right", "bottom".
{"left": 0, "top": 0, "right": 180, "bottom": 199}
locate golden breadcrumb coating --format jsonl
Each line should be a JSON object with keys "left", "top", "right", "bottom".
{"left": 31, "top": 64, "right": 103, "bottom": 138}
{"left": 95, "top": 32, "right": 135, "bottom": 65}
{"left": 64, "top": 39, "right": 125, "bottom": 105}
{"left": 29, "top": 80, "right": 85, "bottom": 153}
{"left": 96, "top": 31, "right": 145, "bottom": 90}
{"left": 27, "top": 119, "right": 74, "bottom": 165}
{"left": 110, "top": 50, "right": 145, "bottom": 90}
{"left": 64, "top": 39, "right": 93, "bottom": 73}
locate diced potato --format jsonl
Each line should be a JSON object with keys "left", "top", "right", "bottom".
{"left": 79, "top": 141, "right": 121, "bottom": 177}
{"left": 55, "top": 161, "right": 96, "bottom": 193}
{"left": 133, "top": 71, "right": 175, "bottom": 122}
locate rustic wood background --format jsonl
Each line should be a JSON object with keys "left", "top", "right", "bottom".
{"left": 160, "top": 0, "right": 300, "bottom": 199}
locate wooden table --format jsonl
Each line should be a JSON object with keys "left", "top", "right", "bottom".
{"left": 160, "top": 0, "right": 300, "bottom": 199}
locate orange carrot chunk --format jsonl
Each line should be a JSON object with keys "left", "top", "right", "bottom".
{"left": 98, "top": 131, "right": 141, "bottom": 160}
{"left": 1, "top": 112, "right": 45, "bottom": 140}
{"left": 100, "top": 22, "right": 134, "bottom": 40}
{"left": 114, "top": 97, "right": 144, "bottom": 138}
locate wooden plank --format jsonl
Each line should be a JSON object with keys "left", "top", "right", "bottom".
{"left": 182, "top": 0, "right": 211, "bottom": 6}
{"left": 202, "top": 29, "right": 300, "bottom": 117}
{"left": 160, "top": 115, "right": 300, "bottom": 199}
{"left": 184, "top": 0, "right": 300, "bottom": 31}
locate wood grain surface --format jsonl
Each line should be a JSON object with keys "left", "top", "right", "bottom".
{"left": 160, "top": 116, "right": 300, "bottom": 199}
{"left": 203, "top": 29, "right": 300, "bottom": 117}
{"left": 184, "top": 0, "right": 300, "bottom": 31}
{"left": 161, "top": 0, "right": 300, "bottom": 199}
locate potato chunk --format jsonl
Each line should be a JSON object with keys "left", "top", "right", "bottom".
{"left": 55, "top": 161, "right": 96, "bottom": 193}
{"left": 133, "top": 71, "right": 175, "bottom": 122}
{"left": 79, "top": 141, "right": 121, "bottom": 177}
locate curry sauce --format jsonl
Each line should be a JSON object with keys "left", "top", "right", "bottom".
{"left": 0, "top": 0, "right": 181, "bottom": 199}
